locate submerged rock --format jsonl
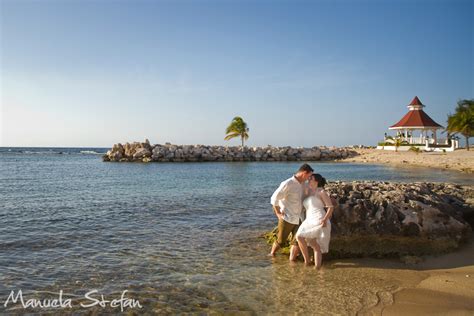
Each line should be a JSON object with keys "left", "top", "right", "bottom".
{"left": 264, "top": 181, "right": 473, "bottom": 258}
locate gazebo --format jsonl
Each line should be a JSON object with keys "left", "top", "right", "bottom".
{"left": 378, "top": 96, "right": 458, "bottom": 151}
{"left": 388, "top": 96, "right": 443, "bottom": 145}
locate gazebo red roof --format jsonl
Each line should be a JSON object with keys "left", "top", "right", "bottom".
{"left": 389, "top": 110, "right": 443, "bottom": 129}
{"left": 409, "top": 96, "right": 424, "bottom": 106}
{"left": 389, "top": 97, "right": 443, "bottom": 129}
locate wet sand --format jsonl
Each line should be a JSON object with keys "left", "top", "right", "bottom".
{"left": 380, "top": 238, "right": 474, "bottom": 315}
{"left": 252, "top": 235, "right": 474, "bottom": 315}
{"left": 343, "top": 149, "right": 474, "bottom": 174}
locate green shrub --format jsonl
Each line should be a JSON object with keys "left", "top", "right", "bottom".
{"left": 378, "top": 142, "right": 425, "bottom": 147}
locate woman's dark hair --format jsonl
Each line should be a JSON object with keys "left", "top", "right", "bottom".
{"left": 311, "top": 173, "right": 327, "bottom": 188}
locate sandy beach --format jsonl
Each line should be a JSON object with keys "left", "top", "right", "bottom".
{"left": 343, "top": 149, "right": 474, "bottom": 174}
{"left": 380, "top": 238, "right": 474, "bottom": 315}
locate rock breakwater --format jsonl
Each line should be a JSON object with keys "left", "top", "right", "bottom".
{"left": 102, "top": 140, "right": 359, "bottom": 162}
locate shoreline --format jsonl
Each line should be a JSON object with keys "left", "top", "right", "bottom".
{"left": 341, "top": 148, "right": 474, "bottom": 174}
{"left": 314, "top": 237, "right": 474, "bottom": 314}
{"left": 380, "top": 237, "right": 474, "bottom": 314}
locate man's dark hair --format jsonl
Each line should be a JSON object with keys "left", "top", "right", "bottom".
{"left": 298, "top": 163, "right": 314, "bottom": 173}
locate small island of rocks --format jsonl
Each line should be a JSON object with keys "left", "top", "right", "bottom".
{"left": 102, "top": 140, "right": 360, "bottom": 163}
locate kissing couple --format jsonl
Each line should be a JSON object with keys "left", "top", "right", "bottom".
{"left": 269, "top": 164, "right": 334, "bottom": 268}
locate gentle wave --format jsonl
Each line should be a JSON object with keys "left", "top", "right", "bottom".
{"left": 0, "top": 147, "right": 108, "bottom": 155}
{"left": 79, "top": 151, "right": 102, "bottom": 155}
{"left": 22, "top": 150, "right": 67, "bottom": 155}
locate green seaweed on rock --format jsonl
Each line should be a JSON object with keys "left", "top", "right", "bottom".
{"left": 262, "top": 228, "right": 462, "bottom": 259}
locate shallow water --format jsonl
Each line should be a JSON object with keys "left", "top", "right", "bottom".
{"left": 0, "top": 149, "right": 472, "bottom": 314}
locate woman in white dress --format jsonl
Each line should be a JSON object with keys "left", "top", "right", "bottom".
{"left": 295, "top": 174, "right": 334, "bottom": 268}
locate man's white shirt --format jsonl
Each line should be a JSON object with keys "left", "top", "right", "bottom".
{"left": 270, "top": 176, "right": 304, "bottom": 225}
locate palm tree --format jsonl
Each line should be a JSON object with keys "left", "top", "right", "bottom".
{"left": 225, "top": 116, "right": 249, "bottom": 149}
{"left": 394, "top": 138, "right": 402, "bottom": 152}
{"left": 394, "top": 137, "right": 409, "bottom": 152}
{"left": 447, "top": 99, "right": 473, "bottom": 151}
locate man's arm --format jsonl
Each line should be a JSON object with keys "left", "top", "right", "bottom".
{"left": 270, "top": 181, "right": 289, "bottom": 220}
{"left": 272, "top": 205, "right": 284, "bottom": 220}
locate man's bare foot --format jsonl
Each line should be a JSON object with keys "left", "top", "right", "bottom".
{"left": 268, "top": 252, "right": 276, "bottom": 257}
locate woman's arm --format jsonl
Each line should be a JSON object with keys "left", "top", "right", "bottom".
{"left": 319, "top": 190, "right": 334, "bottom": 226}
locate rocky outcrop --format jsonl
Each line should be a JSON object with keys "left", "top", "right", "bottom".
{"left": 264, "top": 181, "right": 474, "bottom": 258}
{"left": 102, "top": 140, "right": 359, "bottom": 162}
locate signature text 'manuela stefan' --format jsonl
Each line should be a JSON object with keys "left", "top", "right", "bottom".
{"left": 3, "top": 289, "right": 142, "bottom": 312}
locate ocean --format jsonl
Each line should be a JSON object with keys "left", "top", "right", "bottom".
{"left": 0, "top": 147, "right": 472, "bottom": 314}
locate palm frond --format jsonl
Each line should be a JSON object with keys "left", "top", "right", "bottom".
{"left": 447, "top": 99, "right": 474, "bottom": 138}
{"left": 224, "top": 133, "right": 240, "bottom": 140}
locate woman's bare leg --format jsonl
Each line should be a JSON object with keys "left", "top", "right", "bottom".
{"left": 308, "top": 239, "right": 322, "bottom": 269}
{"left": 296, "top": 236, "right": 310, "bottom": 265}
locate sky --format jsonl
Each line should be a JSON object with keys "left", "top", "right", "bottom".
{"left": 0, "top": 0, "right": 472, "bottom": 148}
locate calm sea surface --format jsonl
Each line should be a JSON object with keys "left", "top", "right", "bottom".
{"left": 0, "top": 147, "right": 472, "bottom": 314}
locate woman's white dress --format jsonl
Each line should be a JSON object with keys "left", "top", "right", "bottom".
{"left": 295, "top": 194, "right": 331, "bottom": 253}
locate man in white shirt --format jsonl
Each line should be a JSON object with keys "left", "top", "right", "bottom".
{"left": 269, "top": 163, "right": 313, "bottom": 260}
